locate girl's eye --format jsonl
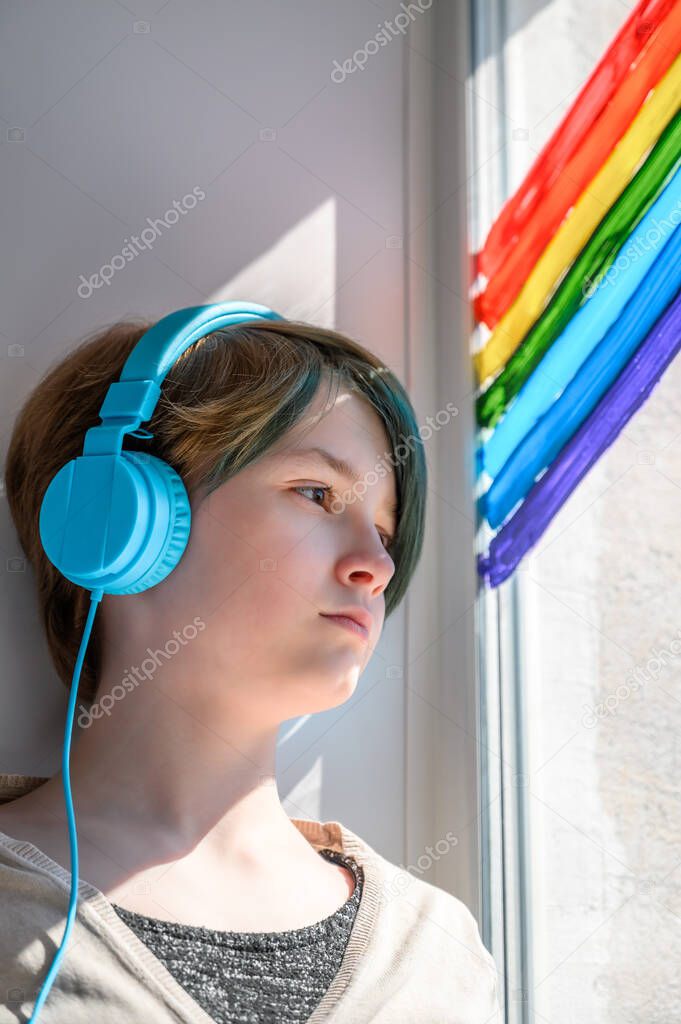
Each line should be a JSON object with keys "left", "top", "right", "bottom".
{"left": 293, "top": 485, "right": 394, "bottom": 552}
{"left": 294, "top": 484, "right": 332, "bottom": 508}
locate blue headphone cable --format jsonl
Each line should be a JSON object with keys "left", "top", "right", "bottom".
{"left": 28, "top": 587, "right": 104, "bottom": 1023}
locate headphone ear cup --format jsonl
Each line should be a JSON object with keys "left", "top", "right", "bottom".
{"left": 39, "top": 450, "right": 191, "bottom": 596}
{"left": 119, "top": 452, "right": 191, "bottom": 595}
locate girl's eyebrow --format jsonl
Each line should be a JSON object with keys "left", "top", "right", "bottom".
{"left": 275, "top": 445, "right": 398, "bottom": 517}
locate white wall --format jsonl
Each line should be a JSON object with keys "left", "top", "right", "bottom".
{"left": 0, "top": 0, "right": 482, "bottom": 913}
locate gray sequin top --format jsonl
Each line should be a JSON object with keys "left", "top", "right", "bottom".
{"left": 110, "top": 847, "right": 364, "bottom": 1024}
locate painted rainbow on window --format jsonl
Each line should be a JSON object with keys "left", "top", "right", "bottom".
{"left": 474, "top": 0, "right": 681, "bottom": 587}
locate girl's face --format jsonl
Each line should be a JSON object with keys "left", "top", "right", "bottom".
{"left": 154, "top": 384, "right": 398, "bottom": 724}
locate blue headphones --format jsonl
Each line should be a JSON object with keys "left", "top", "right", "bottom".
{"left": 39, "top": 300, "right": 284, "bottom": 598}
{"left": 30, "top": 301, "right": 284, "bottom": 1022}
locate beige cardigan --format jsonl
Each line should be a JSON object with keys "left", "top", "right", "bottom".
{"left": 0, "top": 773, "right": 502, "bottom": 1023}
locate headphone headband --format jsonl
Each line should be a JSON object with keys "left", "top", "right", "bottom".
{"left": 83, "top": 301, "right": 284, "bottom": 457}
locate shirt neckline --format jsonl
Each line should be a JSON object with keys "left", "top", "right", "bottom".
{"left": 0, "top": 817, "right": 382, "bottom": 1024}
{"left": 108, "top": 846, "right": 364, "bottom": 945}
